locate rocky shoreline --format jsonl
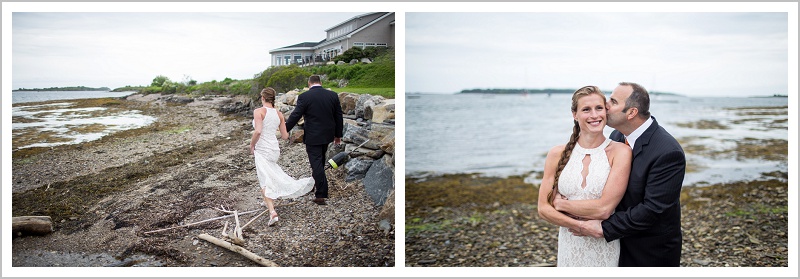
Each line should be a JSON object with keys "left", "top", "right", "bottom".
{"left": 405, "top": 172, "right": 788, "bottom": 267}
{"left": 11, "top": 91, "right": 395, "bottom": 268}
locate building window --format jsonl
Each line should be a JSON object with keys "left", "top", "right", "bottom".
{"left": 354, "top": 42, "right": 365, "bottom": 49}
{"left": 377, "top": 43, "right": 387, "bottom": 47}
{"left": 294, "top": 54, "right": 302, "bottom": 64}
{"left": 283, "top": 55, "right": 292, "bottom": 65}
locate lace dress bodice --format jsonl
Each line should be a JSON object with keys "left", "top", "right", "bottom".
{"left": 556, "top": 138, "right": 620, "bottom": 267}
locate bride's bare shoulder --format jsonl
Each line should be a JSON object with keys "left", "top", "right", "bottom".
{"left": 546, "top": 144, "right": 567, "bottom": 158}
{"left": 606, "top": 141, "right": 632, "bottom": 156}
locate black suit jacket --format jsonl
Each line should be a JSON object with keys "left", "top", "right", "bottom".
{"left": 285, "top": 86, "right": 344, "bottom": 146}
{"left": 602, "top": 117, "right": 685, "bottom": 267}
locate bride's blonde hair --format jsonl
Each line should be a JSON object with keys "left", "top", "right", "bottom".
{"left": 547, "top": 85, "right": 606, "bottom": 206}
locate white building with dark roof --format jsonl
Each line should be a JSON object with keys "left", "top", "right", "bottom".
{"left": 269, "top": 12, "right": 395, "bottom": 66}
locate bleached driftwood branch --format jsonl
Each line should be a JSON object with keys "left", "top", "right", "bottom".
{"left": 143, "top": 208, "right": 261, "bottom": 235}
{"left": 198, "top": 233, "right": 279, "bottom": 267}
{"left": 241, "top": 209, "right": 269, "bottom": 230}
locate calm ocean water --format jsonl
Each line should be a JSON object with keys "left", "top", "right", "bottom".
{"left": 405, "top": 93, "right": 788, "bottom": 186}
{"left": 11, "top": 91, "right": 155, "bottom": 150}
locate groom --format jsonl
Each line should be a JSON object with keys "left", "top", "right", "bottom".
{"left": 567, "top": 82, "right": 686, "bottom": 266}
{"left": 285, "top": 75, "right": 344, "bottom": 205}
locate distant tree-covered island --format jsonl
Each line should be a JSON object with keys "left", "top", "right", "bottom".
{"left": 459, "top": 88, "right": 682, "bottom": 96}
{"left": 110, "top": 86, "right": 146, "bottom": 92}
{"left": 15, "top": 86, "right": 111, "bottom": 92}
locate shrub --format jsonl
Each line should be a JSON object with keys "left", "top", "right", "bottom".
{"left": 266, "top": 66, "right": 311, "bottom": 93}
{"left": 254, "top": 66, "right": 290, "bottom": 90}
{"left": 228, "top": 80, "right": 253, "bottom": 96}
{"left": 332, "top": 46, "right": 390, "bottom": 63}
{"left": 151, "top": 75, "right": 171, "bottom": 87}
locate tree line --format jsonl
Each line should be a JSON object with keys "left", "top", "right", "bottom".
{"left": 15, "top": 86, "right": 111, "bottom": 92}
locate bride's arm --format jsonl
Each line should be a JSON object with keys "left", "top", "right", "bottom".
{"left": 538, "top": 145, "right": 584, "bottom": 230}
{"left": 277, "top": 109, "right": 289, "bottom": 140}
{"left": 553, "top": 143, "right": 632, "bottom": 220}
{"left": 250, "top": 109, "right": 264, "bottom": 153}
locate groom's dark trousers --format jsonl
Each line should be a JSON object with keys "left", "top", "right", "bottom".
{"left": 285, "top": 85, "right": 344, "bottom": 199}
{"left": 305, "top": 144, "right": 328, "bottom": 198}
{"left": 602, "top": 117, "right": 686, "bottom": 267}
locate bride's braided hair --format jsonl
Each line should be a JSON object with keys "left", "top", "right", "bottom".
{"left": 260, "top": 87, "right": 276, "bottom": 105}
{"left": 547, "top": 85, "right": 605, "bottom": 206}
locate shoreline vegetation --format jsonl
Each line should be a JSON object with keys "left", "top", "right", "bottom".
{"left": 15, "top": 46, "right": 394, "bottom": 99}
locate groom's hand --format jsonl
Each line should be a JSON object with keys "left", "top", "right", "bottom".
{"left": 570, "top": 219, "right": 604, "bottom": 238}
{"left": 581, "top": 220, "right": 603, "bottom": 238}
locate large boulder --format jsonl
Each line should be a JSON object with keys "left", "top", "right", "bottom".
{"left": 366, "top": 123, "right": 394, "bottom": 150}
{"left": 339, "top": 92, "right": 359, "bottom": 115}
{"left": 289, "top": 129, "right": 304, "bottom": 143}
{"left": 165, "top": 95, "right": 194, "bottom": 104}
{"left": 355, "top": 94, "right": 385, "bottom": 119}
{"left": 342, "top": 122, "right": 394, "bottom": 151}
{"left": 363, "top": 155, "right": 395, "bottom": 206}
{"left": 379, "top": 130, "right": 395, "bottom": 155}
{"left": 218, "top": 97, "right": 252, "bottom": 117}
{"left": 282, "top": 90, "right": 300, "bottom": 106}
{"left": 344, "top": 157, "right": 374, "bottom": 182}
{"left": 342, "top": 122, "right": 370, "bottom": 147}
{"left": 365, "top": 99, "right": 395, "bottom": 123}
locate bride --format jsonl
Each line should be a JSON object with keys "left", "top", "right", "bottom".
{"left": 537, "top": 85, "right": 632, "bottom": 266}
{"left": 250, "top": 87, "right": 314, "bottom": 226}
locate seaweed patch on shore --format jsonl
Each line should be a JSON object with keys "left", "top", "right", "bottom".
{"left": 679, "top": 136, "right": 787, "bottom": 161}
{"left": 405, "top": 172, "right": 788, "bottom": 267}
{"left": 405, "top": 173, "right": 536, "bottom": 218}
{"left": 11, "top": 136, "right": 239, "bottom": 232}
{"left": 675, "top": 119, "right": 730, "bottom": 130}
{"left": 11, "top": 98, "right": 156, "bottom": 153}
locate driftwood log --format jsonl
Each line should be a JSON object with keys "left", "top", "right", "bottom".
{"left": 198, "top": 233, "right": 279, "bottom": 267}
{"left": 12, "top": 216, "right": 54, "bottom": 235}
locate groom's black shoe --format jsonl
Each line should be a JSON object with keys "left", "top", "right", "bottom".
{"left": 312, "top": 198, "right": 327, "bottom": 205}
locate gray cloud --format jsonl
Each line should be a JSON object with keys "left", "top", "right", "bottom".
{"left": 12, "top": 12, "right": 363, "bottom": 89}
{"left": 407, "top": 12, "right": 789, "bottom": 96}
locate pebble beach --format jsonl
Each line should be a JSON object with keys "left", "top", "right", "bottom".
{"left": 11, "top": 94, "right": 395, "bottom": 268}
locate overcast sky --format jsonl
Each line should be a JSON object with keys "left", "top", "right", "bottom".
{"left": 11, "top": 12, "right": 364, "bottom": 89}
{"left": 407, "top": 12, "right": 790, "bottom": 97}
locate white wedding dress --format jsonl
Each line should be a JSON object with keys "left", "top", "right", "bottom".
{"left": 253, "top": 107, "right": 314, "bottom": 199}
{"left": 556, "top": 138, "right": 620, "bottom": 267}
